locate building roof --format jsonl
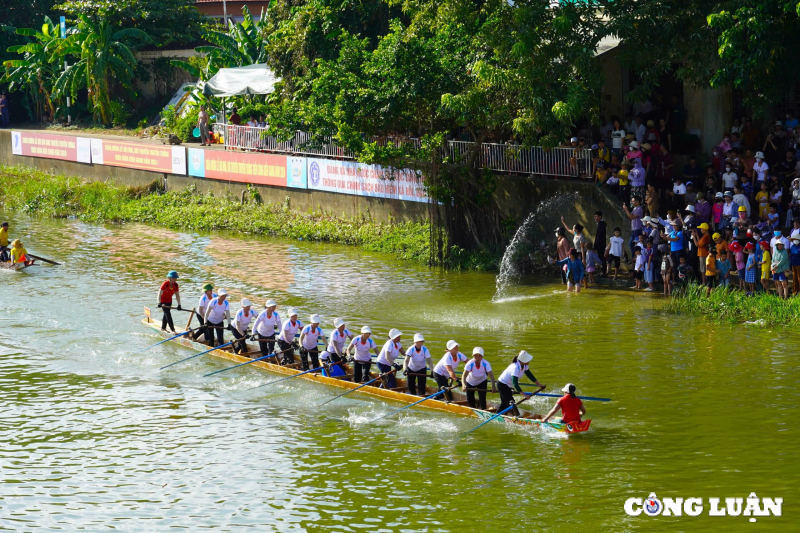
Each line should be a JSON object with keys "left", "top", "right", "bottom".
{"left": 595, "top": 35, "right": 621, "bottom": 57}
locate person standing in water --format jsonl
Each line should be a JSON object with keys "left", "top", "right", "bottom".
{"left": 157, "top": 271, "right": 181, "bottom": 333}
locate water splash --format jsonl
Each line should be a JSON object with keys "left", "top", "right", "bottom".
{"left": 493, "top": 192, "right": 580, "bottom": 301}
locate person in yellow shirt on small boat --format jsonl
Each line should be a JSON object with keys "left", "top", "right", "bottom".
{"left": 0, "top": 222, "right": 9, "bottom": 250}
{"left": 10, "top": 239, "right": 34, "bottom": 266}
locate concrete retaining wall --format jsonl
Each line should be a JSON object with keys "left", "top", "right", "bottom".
{"left": 0, "top": 130, "right": 628, "bottom": 246}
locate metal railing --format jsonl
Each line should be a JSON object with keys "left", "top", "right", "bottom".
{"left": 212, "top": 123, "right": 590, "bottom": 178}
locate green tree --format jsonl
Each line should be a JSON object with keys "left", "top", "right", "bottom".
{"left": 263, "top": 0, "right": 603, "bottom": 252}
{"left": 55, "top": 0, "right": 206, "bottom": 49}
{"left": 604, "top": 0, "right": 800, "bottom": 114}
{"left": 53, "top": 15, "right": 151, "bottom": 124}
{"left": 2, "top": 17, "right": 67, "bottom": 121}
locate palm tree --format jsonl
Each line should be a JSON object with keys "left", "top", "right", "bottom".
{"left": 53, "top": 15, "right": 151, "bottom": 125}
{"left": 2, "top": 17, "right": 67, "bottom": 121}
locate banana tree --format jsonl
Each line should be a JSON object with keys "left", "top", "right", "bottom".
{"left": 171, "top": 6, "right": 271, "bottom": 105}
{"left": 2, "top": 17, "right": 67, "bottom": 121}
{"left": 53, "top": 15, "right": 151, "bottom": 125}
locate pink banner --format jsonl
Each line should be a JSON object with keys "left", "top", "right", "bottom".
{"left": 11, "top": 131, "right": 90, "bottom": 163}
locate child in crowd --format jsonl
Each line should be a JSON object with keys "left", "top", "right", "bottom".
{"left": 643, "top": 239, "right": 655, "bottom": 291}
{"left": 677, "top": 255, "right": 693, "bottom": 287}
{"left": 791, "top": 237, "right": 800, "bottom": 296}
{"left": 584, "top": 243, "right": 602, "bottom": 284}
{"left": 606, "top": 227, "right": 624, "bottom": 279}
{"left": 618, "top": 162, "right": 630, "bottom": 202}
{"left": 633, "top": 247, "right": 645, "bottom": 290}
{"left": 767, "top": 203, "right": 780, "bottom": 229}
{"left": 759, "top": 242, "right": 772, "bottom": 293}
{"left": 660, "top": 244, "right": 673, "bottom": 296}
{"left": 716, "top": 251, "right": 731, "bottom": 288}
{"left": 745, "top": 243, "right": 757, "bottom": 295}
{"left": 553, "top": 248, "right": 585, "bottom": 293}
{"left": 735, "top": 245, "right": 746, "bottom": 290}
{"left": 705, "top": 250, "right": 718, "bottom": 296}
{"left": 756, "top": 182, "right": 770, "bottom": 220}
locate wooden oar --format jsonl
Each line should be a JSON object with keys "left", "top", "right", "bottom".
{"left": 319, "top": 369, "right": 397, "bottom": 406}
{"left": 27, "top": 254, "right": 60, "bottom": 265}
{"left": 531, "top": 392, "right": 611, "bottom": 402}
{"left": 458, "top": 385, "right": 546, "bottom": 438}
{"left": 130, "top": 327, "right": 202, "bottom": 355}
{"left": 247, "top": 365, "right": 324, "bottom": 391}
{"left": 368, "top": 386, "right": 453, "bottom": 424}
{"left": 159, "top": 306, "right": 194, "bottom": 313}
{"left": 202, "top": 346, "right": 293, "bottom": 378}
{"left": 159, "top": 341, "right": 235, "bottom": 370}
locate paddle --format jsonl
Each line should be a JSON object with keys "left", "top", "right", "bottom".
{"left": 458, "top": 385, "right": 545, "bottom": 438}
{"left": 158, "top": 305, "right": 193, "bottom": 313}
{"left": 130, "top": 327, "right": 202, "bottom": 355}
{"left": 27, "top": 254, "right": 60, "bottom": 265}
{"left": 202, "top": 346, "right": 293, "bottom": 378}
{"left": 159, "top": 341, "right": 235, "bottom": 370}
{"left": 319, "top": 369, "right": 396, "bottom": 406}
{"left": 247, "top": 365, "right": 324, "bottom": 391}
{"left": 368, "top": 386, "right": 452, "bottom": 424}
{"left": 532, "top": 392, "right": 611, "bottom": 402}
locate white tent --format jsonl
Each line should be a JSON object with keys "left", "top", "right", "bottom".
{"left": 202, "top": 64, "right": 280, "bottom": 97}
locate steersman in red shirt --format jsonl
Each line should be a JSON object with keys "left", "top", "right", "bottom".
{"left": 542, "top": 383, "right": 586, "bottom": 424}
{"left": 157, "top": 270, "right": 182, "bottom": 333}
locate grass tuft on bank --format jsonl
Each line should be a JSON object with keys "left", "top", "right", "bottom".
{"left": 0, "top": 166, "right": 500, "bottom": 270}
{"left": 666, "top": 283, "right": 800, "bottom": 326}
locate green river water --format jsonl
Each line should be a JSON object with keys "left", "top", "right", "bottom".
{"left": 0, "top": 212, "right": 797, "bottom": 532}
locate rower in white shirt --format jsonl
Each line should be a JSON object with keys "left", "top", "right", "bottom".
{"left": 347, "top": 326, "right": 380, "bottom": 383}
{"left": 497, "top": 350, "right": 546, "bottom": 416}
{"left": 203, "top": 288, "right": 230, "bottom": 347}
{"left": 298, "top": 314, "right": 326, "bottom": 371}
{"left": 251, "top": 299, "right": 281, "bottom": 360}
{"left": 192, "top": 282, "right": 216, "bottom": 340}
{"left": 433, "top": 340, "right": 468, "bottom": 401}
{"left": 461, "top": 347, "right": 497, "bottom": 410}
{"left": 325, "top": 318, "right": 354, "bottom": 376}
{"left": 403, "top": 334, "right": 433, "bottom": 396}
{"left": 277, "top": 309, "right": 303, "bottom": 365}
{"left": 230, "top": 298, "right": 255, "bottom": 355}
{"left": 376, "top": 328, "right": 405, "bottom": 389}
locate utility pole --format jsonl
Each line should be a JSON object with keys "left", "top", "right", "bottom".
{"left": 223, "top": 0, "right": 228, "bottom": 28}
{"left": 60, "top": 16, "right": 70, "bottom": 124}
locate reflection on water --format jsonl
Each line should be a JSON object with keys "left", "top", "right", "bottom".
{"left": 0, "top": 212, "right": 798, "bottom": 530}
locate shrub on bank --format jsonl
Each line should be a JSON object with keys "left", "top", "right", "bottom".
{"left": 0, "top": 166, "right": 501, "bottom": 270}
{"left": 666, "top": 283, "right": 800, "bottom": 326}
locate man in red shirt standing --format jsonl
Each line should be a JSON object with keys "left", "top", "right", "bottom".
{"left": 158, "top": 271, "right": 182, "bottom": 333}
{"left": 542, "top": 383, "right": 586, "bottom": 424}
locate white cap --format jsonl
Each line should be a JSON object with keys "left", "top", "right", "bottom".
{"left": 641, "top": 216, "right": 652, "bottom": 223}
{"left": 446, "top": 340, "right": 459, "bottom": 351}
{"left": 388, "top": 328, "right": 402, "bottom": 339}
{"left": 241, "top": 298, "right": 252, "bottom": 307}
{"left": 472, "top": 347, "right": 484, "bottom": 356}
{"left": 265, "top": 299, "right": 277, "bottom": 307}
{"left": 756, "top": 151, "right": 765, "bottom": 159}
{"left": 361, "top": 325, "right": 372, "bottom": 334}
{"left": 685, "top": 204, "right": 696, "bottom": 212}
{"left": 517, "top": 350, "right": 533, "bottom": 363}
{"left": 287, "top": 308, "right": 298, "bottom": 317}
{"left": 218, "top": 288, "right": 228, "bottom": 296}
{"left": 310, "top": 314, "right": 321, "bottom": 324}
{"left": 333, "top": 317, "right": 345, "bottom": 328}
{"left": 570, "top": 136, "right": 578, "bottom": 142}
{"left": 629, "top": 140, "right": 639, "bottom": 149}
{"left": 562, "top": 383, "right": 576, "bottom": 393}
{"left": 413, "top": 333, "right": 425, "bottom": 343}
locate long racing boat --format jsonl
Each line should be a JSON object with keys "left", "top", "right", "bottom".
{"left": 142, "top": 308, "right": 591, "bottom": 434}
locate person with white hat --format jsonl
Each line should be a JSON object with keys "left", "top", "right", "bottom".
{"left": 299, "top": 314, "right": 326, "bottom": 371}
{"left": 461, "top": 347, "right": 497, "bottom": 410}
{"left": 347, "top": 326, "right": 380, "bottom": 382}
{"left": 203, "top": 288, "right": 230, "bottom": 347}
{"left": 432, "top": 340, "right": 468, "bottom": 401}
{"left": 753, "top": 151, "right": 769, "bottom": 183}
{"left": 497, "top": 350, "right": 545, "bottom": 416}
{"left": 403, "top": 334, "right": 433, "bottom": 396}
{"left": 278, "top": 309, "right": 303, "bottom": 365}
{"left": 376, "top": 329, "right": 405, "bottom": 389}
{"left": 230, "top": 298, "right": 254, "bottom": 355}
{"left": 542, "top": 384, "right": 585, "bottom": 424}
{"left": 251, "top": 300, "right": 281, "bottom": 359}
{"left": 192, "top": 283, "right": 216, "bottom": 340}
{"left": 326, "top": 318, "right": 354, "bottom": 373}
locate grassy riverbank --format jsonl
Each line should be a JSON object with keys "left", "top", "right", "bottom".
{"left": 666, "top": 283, "right": 800, "bottom": 326}
{"left": 0, "top": 166, "right": 500, "bottom": 270}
